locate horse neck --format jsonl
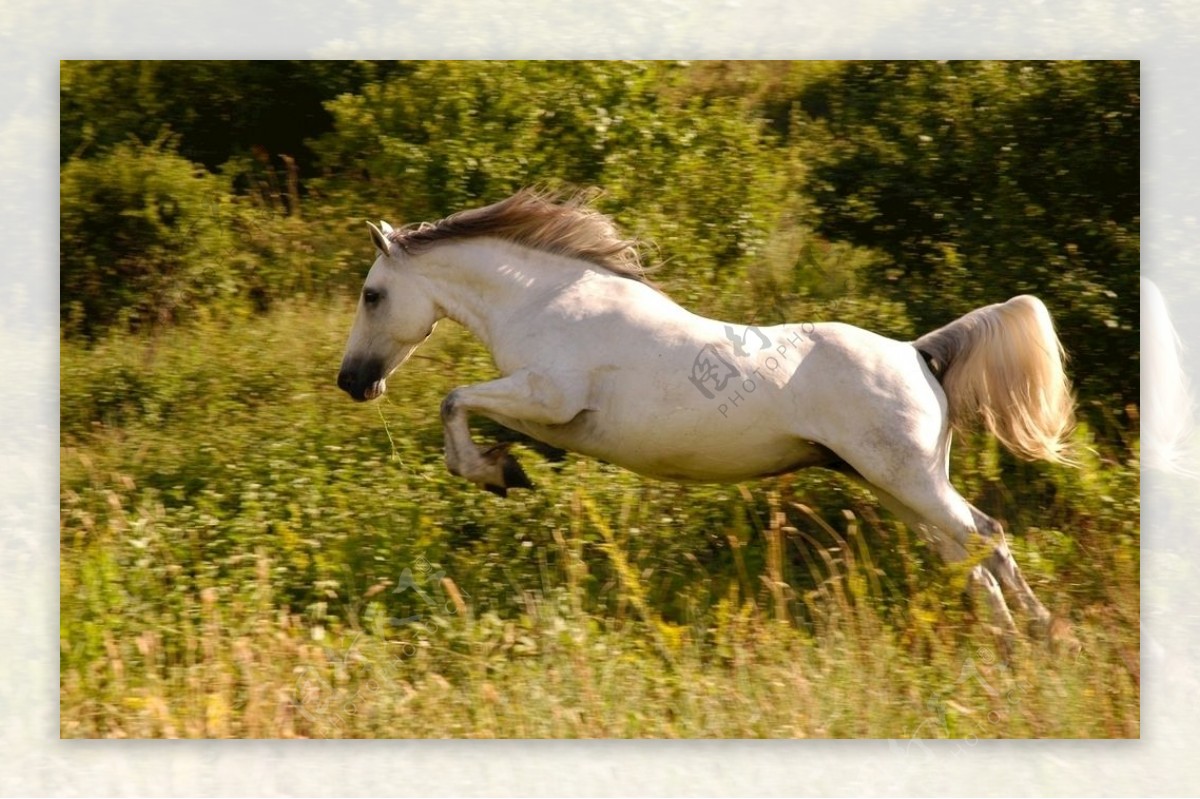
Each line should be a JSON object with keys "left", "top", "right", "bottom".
{"left": 415, "top": 238, "right": 584, "bottom": 349}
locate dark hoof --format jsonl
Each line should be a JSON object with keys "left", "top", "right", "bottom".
{"left": 1028, "top": 613, "right": 1053, "bottom": 641}
{"left": 481, "top": 443, "right": 534, "bottom": 497}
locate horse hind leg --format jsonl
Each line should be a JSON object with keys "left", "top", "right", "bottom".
{"left": 884, "top": 478, "right": 1052, "bottom": 639}
{"left": 967, "top": 564, "right": 1019, "bottom": 642}
{"left": 819, "top": 405, "right": 1047, "bottom": 638}
{"left": 849, "top": 475, "right": 1020, "bottom": 638}
{"left": 967, "top": 504, "right": 1053, "bottom": 637}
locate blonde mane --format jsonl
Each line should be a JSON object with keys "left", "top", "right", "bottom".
{"left": 390, "top": 188, "right": 647, "bottom": 281}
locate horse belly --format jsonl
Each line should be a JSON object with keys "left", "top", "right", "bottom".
{"left": 625, "top": 432, "right": 838, "bottom": 482}
{"left": 501, "top": 410, "right": 834, "bottom": 484}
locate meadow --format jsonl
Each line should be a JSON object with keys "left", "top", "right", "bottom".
{"left": 59, "top": 60, "right": 1140, "bottom": 738}
{"left": 59, "top": 298, "right": 1139, "bottom": 738}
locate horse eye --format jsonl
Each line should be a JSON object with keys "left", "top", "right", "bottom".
{"left": 362, "top": 288, "right": 383, "bottom": 306}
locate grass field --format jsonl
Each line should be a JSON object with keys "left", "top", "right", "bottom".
{"left": 59, "top": 298, "right": 1140, "bottom": 738}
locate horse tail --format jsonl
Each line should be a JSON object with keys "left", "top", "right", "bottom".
{"left": 914, "top": 295, "right": 1076, "bottom": 464}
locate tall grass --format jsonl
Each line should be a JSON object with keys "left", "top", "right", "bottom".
{"left": 60, "top": 298, "right": 1139, "bottom": 738}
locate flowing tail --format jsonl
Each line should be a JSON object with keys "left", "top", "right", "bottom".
{"left": 914, "top": 295, "right": 1076, "bottom": 464}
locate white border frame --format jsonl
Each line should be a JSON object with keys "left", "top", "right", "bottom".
{"left": 7, "top": 1, "right": 1195, "bottom": 794}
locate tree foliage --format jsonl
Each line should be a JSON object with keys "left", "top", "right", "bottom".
{"left": 60, "top": 60, "right": 399, "bottom": 170}
{"left": 803, "top": 61, "right": 1139, "bottom": 414}
{"left": 309, "top": 61, "right": 790, "bottom": 300}
{"left": 60, "top": 138, "right": 237, "bottom": 336}
{"left": 59, "top": 59, "right": 1140, "bottom": 429}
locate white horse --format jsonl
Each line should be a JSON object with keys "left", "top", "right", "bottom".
{"left": 338, "top": 189, "right": 1076, "bottom": 636}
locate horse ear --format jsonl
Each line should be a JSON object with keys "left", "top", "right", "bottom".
{"left": 367, "top": 220, "right": 394, "bottom": 256}
{"left": 380, "top": 220, "right": 395, "bottom": 236}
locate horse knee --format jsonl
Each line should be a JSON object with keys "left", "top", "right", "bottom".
{"left": 440, "top": 389, "right": 462, "bottom": 421}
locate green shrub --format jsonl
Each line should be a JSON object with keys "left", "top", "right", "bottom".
{"left": 309, "top": 61, "right": 795, "bottom": 315}
{"left": 801, "top": 61, "right": 1140, "bottom": 426}
{"left": 60, "top": 138, "right": 239, "bottom": 337}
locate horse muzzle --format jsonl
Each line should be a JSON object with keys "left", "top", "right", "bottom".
{"left": 337, "top": 357, "right": 387, "bottom": 402}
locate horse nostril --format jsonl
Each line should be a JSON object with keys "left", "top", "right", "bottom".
{"left": 337, "top": 356, "right": 382, "bottom": 401}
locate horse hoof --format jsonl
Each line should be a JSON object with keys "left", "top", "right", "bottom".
{"left": 481, "top": 443, "right": 534, "bottom": 496}
{"left": 1047, "top": 617, "right": 1081, "bottom": 656}
{"left": 1027, "top": 612, "right": 1052, "bottom": 640}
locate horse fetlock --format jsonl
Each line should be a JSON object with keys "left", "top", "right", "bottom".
{"left": 1047, "top": 616, "right": 1082, "bottom": 657}
{"left": 1027, "top": 611, "right": 1052, "bottom": 641}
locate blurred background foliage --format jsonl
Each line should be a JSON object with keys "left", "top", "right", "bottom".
{"left": 59, "top": 61, "right": 1140, "bottom": 738}
{"left": 60, "top": 59, "right": 1139, "bottom": 429}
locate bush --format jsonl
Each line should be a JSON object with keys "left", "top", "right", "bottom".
{"left": 802, "top": 61, "right": 1140, "bottom": 423}
{"left": 60, "top": 138, "right": 239, "bottom": 337}
{"left": 308, "top": 61, "right": 795, "bottom": 314}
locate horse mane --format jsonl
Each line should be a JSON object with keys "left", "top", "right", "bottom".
{"left": 389, "top": 188, "right": 647, "bottom": 282}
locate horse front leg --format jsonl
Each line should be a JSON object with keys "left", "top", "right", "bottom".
{"left": 440, "top": 369, "right": 589, "bottom": 497}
